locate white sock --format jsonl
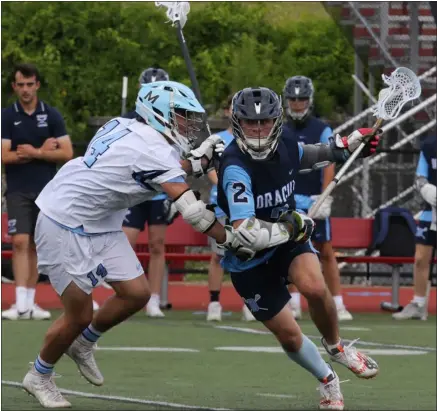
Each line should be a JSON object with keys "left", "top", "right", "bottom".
{"left": 27, "top": 288, "right": 36, "bottom": 310}
{"left": 412, "top": 295, "right": 426, "bottom": 307}
{"left": 290, "top": 292, "right": 301, "bottom": 307}
{"left": 149, "top": 293, "right": 160, "bottom": 306}
{"left": 333, "top": 295, "right": 344, "bottom": 310}
{"left": 16, "top": 287, "right": 28, "bottom": 313}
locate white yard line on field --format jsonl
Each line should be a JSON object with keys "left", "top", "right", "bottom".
{"left": 2, "top": 380, "right": 232, "bottom": 411}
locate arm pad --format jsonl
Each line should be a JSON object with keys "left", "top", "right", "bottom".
{"left": 173, "top": 189, "right": 217, "bottom": 233}
{"left": 234, "top": 217, "right": 290, "bottom": 252}
{"left": 299, "top": 143, "right": 343, "bottom": 174}
{"left": 416, "top": 176, "right": 436, "bottom": 207}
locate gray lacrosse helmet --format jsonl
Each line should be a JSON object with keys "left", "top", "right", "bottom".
{"left": 139, "top": 67, "right": 170, "bottom": 85}
{"left": 231, "top": 87, "right": 283, "bottom": 161}
{"left": 283, "top": 75, "right": 314, "bottom": 122}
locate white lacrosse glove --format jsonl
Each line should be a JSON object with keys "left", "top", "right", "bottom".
{"left": 420, "top": 183, "right": 437, "bottom": 208}
{"left": 333, "top": 128, "right": 380, "bottom": 159}
{"left": 216, "top": 225, "right": 256, "bottom": 261}
{"left": 308, "top": 195, "right": 333, "bottom": 220}
{"left": 186, "top": 134, "right": 225, "bottom": 178}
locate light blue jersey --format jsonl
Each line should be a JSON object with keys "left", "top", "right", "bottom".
{"left": 209, "top": 129, "right": 235, "bottom": 218}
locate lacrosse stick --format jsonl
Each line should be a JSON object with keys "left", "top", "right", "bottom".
{"left": 309, "top": 67, "right": 422, "bottom": 219}
{"left": 155, "top": 1, "right": 203, "bottom": 103}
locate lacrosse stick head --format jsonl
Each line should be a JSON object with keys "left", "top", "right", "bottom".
{"left": 373, "top": 67, "right": 421, "bottom": 120}
{"left": 155, "top": 2, "right": 190, "bottom": 29}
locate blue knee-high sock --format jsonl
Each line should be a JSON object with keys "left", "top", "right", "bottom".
{"left": 283, "top": 334, "right": 332, "bottom": 381}
{"left": 34, "top": 354, "right": 54, "bottom": 375}
{"left": 81, "top": 324, "right": 102, "bottom": 343}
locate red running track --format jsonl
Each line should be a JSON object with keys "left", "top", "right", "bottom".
{"left": 1, "top": 283, "right": 436, "bottom": 313}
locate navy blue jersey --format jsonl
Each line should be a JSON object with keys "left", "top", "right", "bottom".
{"left": 416, "top": 135, "right": 436, "bottom": 220}
{"left": 217, "top": 135, "right": 302, "bottom": 271}
{"left": 2, "top": 100, "right": 68, "bottom": 193}
{"left": 283, "top": 117, "right": 332, "bottom": 210}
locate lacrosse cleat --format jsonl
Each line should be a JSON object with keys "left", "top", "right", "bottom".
{"left": 322, "top": 338, "right": 379, "bottom": 379}
{"left": 242, "top": 304, "right": 256, "bottom": 321}
{"left": 337, "top": 305, "right": 353, "bottom": 321}
{"left": 23, "top": 364, "right": 71, "bottom": 408}
{"left": 146, "top": 302, "right": 165, "bottom": 318}
{"left": 65, "top": 335, "right": 104, "bottom": 386}
{"left": 318, "top": 365, "right": 344, "bottom": 410}
{"left": 207, "top": 301, "right": 222, "bottom": 322}
{"left": 392, "top": 301, "right": 427, "bottom": 320}
{"left": 289, "top": 301, "right": 302, "bottom": 320}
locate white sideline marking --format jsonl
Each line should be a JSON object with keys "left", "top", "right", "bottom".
{"left": 96, "top": 347, "right": 199, "bottom": 353}
{"left": 215, "top": 325, "right": 436, "bottom": 352}
{"left": 257, "top": 393, "right": 295, "bottom": 399}
{"left": 340, "top": 327, "right": 371, "bottom": 331}
{"left": 214, "top": 346, "right": 429, "bottom": 356}
{"left": 214, "top": 325, "right": 269, "bottom": 335}
{"left": 2, "top": 380, "right": 231, "bottom": 411}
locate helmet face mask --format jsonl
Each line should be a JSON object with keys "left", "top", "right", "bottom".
{"left": 283, "top": 76, "right": 314, "bottom": 122}
{"left": 170, "top": 107, "right": 205, "bottom": 150}
{"left": 135, "top": 81, "right": 205, "bottom": 155}
{"left": 231, "top": 87, "right": 283, "bottom": 161}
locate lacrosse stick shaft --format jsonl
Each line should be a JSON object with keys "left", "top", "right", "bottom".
{"left": 308, "top": 118, "right": 384, "bottom": 219}
{"left": 175, "top": 20, "right": 202, "bottom": 103}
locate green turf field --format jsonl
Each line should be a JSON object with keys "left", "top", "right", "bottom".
{"left": 2, "top": 311, "right": 436, "bottom": 410}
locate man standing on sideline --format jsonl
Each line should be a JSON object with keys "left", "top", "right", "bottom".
{"left": 206, "top": 94, "right": 255, "bottom": 322}
{"left": 282, "top": 76, "right": 353, "bottom": 321}
{"left": 122, "top": 67, "right": 178, "bottom": 318}
{"left": 1, "top": 63, "right": 73, "bottom": 320}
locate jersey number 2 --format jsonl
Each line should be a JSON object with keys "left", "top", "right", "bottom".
{"left": 232, "top": 182, "right": 248, "bottom": 203}
{"left": 83, "top": 120, "right": 130, "bottom": 168}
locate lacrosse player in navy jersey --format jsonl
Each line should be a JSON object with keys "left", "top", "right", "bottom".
{"left": 282, "top": 76, "right": 353, "bottom": 321}
{"left": 217, "top": 87, "right": 381, "bottom": 410}
{"left": 393, "top": 134, "right": 436, "bottom": 320}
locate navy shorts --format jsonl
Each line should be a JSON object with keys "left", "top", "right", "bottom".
{"left": 311, "top": 218, "right": 332, "bottom": 244}
{"left": 230, "top": 241, "right": 317, "bottom": 322}
{"left": 122, "top": 200, "right": 168, "bottom": 231}
{"left": 415, "top": 220, "right": 437, "bottom": 247}
{"left": 6, "top": 192, "right": 40, "bottom": 235}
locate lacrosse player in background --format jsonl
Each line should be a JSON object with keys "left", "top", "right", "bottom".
{"left": 122, "top": 67, "right": 179, "bottom": 318}
{"left": 217, "top": 87, "right": 381, "bottom": 410}
{"left": 282, "top": 76, "right": 353, "bottom": 322}
{"left": 22, "top": 81, "right": 235, "bottom": 409}
{"left": 393, "top": 134, "right": 436, "bottom": 320}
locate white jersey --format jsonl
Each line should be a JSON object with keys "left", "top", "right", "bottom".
{"left": 36, "top": 117, "right": 186, "bottom": 234}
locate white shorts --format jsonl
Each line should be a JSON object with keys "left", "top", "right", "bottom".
{"left": 35, "top": 213, "right": 144, "bottom": 296}
{"left": 208, "top": 216, "right": 227, "bottom": 257}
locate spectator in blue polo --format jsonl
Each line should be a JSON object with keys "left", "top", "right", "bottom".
{"left": 1, "top": 63, "right": 73, "bottom": 321}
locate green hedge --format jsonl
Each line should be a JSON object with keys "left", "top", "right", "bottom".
{"left": 1, "top": 2, "right": 354, "bottom": 141}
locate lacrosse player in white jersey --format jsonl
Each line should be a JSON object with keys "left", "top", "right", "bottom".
{"left": 22, "top": 81, "right": 236, "bottom": 408}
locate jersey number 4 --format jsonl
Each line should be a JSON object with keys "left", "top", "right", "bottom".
{"left": 83, "top": 120, "right": 130, "bottom": 168}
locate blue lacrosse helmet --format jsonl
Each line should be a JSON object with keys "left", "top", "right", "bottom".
{"left": 135, "top": 81, "right": 206, "bottom": 154}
